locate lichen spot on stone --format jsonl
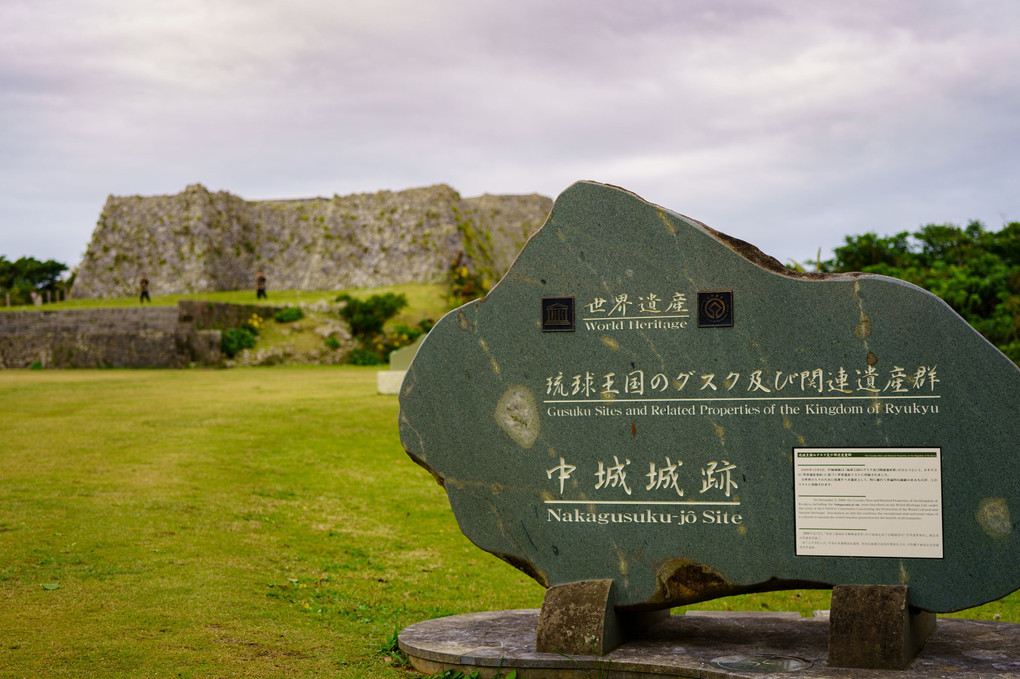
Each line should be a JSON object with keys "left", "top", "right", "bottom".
{"left": 478, "top": 338, "right": 500, "bottom": 374}
{"left": 977, "top": 498, "right": 1011, "bottom": 539}
{"left": 400, "top": 370, "right": 415, "bottom": 398}
{"left": 852, "top": 280, "right": 872, "bottom": 338}
{"left": 457, "top": 309, "right": 475, "bottom": 332}
{"left": 855, "top": 315, "right": 872, "bottom": 338}
{"left": 737, "top": 524, "right": 747, "bottom": 536}
{"left": 654, "top": 557, "right": 733, "bottom": 604}
{"left": 495, "top": 385, "right": 539, "bottom": 449}
{"left": 657, "top": 209, "right": 677, "bottom": 235}
{"left": 867, "top": 351, "right": 878, "bottom": 366}
{"left": 601, "top": 336, "right": 619, "bottom": 351}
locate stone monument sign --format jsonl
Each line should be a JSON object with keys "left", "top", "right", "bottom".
{"left": 399, "top": 181, "right": 1020, "bottom": 669}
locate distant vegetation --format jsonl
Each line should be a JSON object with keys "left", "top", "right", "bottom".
{"left": 9, "top": 217, "right": 1020, "bottom": 366}
{"left": 337, "top": 292, "right": 434, "bottom": 365}
{"left": 0, "top": 256, "right": 70, "bottom": 304}
{"left": 809, "top": 221, "right": 1020, "bottom": 363}
{"left": 220, "top": 313, "right": 264, "bottom": 358}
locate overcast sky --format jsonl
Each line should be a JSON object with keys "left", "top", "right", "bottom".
{"left": 2, "top": 0, "right": 1019, "bottom": 271}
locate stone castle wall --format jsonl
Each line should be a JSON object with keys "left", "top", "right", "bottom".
{"left": 0, "top": 302, "right": 280, "bottom": 368}
{"left": 71, "top": 184, "right": 552, "bottom": 299}
{"left": 0, "top": 307, "right": 186, "bottom": 368}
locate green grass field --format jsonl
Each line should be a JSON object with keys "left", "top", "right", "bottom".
{"left": 0, "top": 368, "right": 1016, "bottom": 678}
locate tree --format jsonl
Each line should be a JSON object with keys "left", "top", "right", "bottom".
{"left": 817, "top": 221, "right": 1020, "bottom": 363}
{"left": 0, "top": 256, "right": 69, "bottom": 305}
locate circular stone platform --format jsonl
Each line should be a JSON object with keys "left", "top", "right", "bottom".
{"left": 398, "top": 609, "right": 1020, "bottom": 678}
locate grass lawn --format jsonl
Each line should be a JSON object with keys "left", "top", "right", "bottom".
{"left": 0, "top": 368, "right": 1015, "bottom": 678}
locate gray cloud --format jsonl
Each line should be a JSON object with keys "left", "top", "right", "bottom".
{"left": 1, "top": 0, "right": 1018, "bottom": 270}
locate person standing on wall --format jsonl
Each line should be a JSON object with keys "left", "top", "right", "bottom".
{"left": 256, "top": 270, "right": 267, "bottom": 300}
{"left": 139, "top": 273, "right": 151, "bottom": 304}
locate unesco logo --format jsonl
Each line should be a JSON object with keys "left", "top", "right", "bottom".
{"left": 541, "top": 297, "right": 575, "bottom": 332}
{"left": 698, "top": 291, "right": 733, "bottom": 328}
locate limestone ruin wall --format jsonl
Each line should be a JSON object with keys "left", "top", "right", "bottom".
{"left": 71, "top": 184, "right": 552, "bottom": 298}
{"left": 0, "top": 302, "right": 281, "bottom": 368}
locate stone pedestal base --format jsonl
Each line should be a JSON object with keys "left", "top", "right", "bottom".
{"left": 400, "top": 609, "right": 1017, "bottom": 679}
{"left": 535, "top": 579, "right": 667, "bottom": 656}
{"left": 377, "top": 370, "right": 406, "bottom": 394}
{"left": 828, "top": 585, "right": 936, "bottom": 670}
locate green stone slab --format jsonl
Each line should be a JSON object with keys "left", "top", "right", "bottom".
{"left": 399, "top": 181, "right": 1020, "bottom": 613}
{"left": 389, "top": 335, "right": 425, "bottom": 371}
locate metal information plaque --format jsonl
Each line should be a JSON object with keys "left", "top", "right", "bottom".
{"left": 794, "top": 447, "right": 943, "bottom": 559}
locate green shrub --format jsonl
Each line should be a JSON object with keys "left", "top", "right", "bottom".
{"left": 274, "top": 307, "right": 304, "bottom": 323}
{"left": 324, "top": 336, "right": 341, "bottom": 350}
{"left": 391, "top": 319, "right": 434, "bottom": 343}
{"left": 449, "top": 259, "right": 491, "bottom": 304}
{"left": 377, "top": 319, "right": 434, "bottom": 362}
{"left": 336, "top": 293, "right": 407, "bottom": 338}
{"left": 221, "top": 327, "right": 257, "bottom": 358}
{"left": 241, "top": 313, "right": 263, "bottom": 336}
{"left": 347, "top": 347, "right": 382, "bottom": 365}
